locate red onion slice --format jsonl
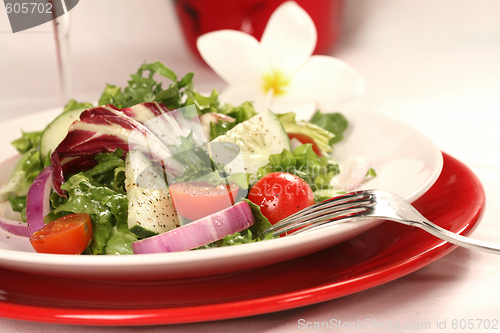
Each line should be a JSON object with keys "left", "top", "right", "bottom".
{"left": 132, "top": 201, "right": 255, "bottom": 254}
{"left": 26, "top": 166, "right": 53, "bottom": 235}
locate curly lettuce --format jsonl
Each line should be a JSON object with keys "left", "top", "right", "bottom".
{"left": 309, "top": 111, "right": 349, "bottom": 145}
{"left": 98, "top": 61, "right": 191, "bottom": 110}
{"left": 47, "top": 150, "right": 135, "bottom": 255}
{"left": 257, "top": 144, "right": 340, "bottom": 191}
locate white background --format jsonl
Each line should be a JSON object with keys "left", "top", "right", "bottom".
{"left": 1, "top": 0, "right": 500, "bottom": 331}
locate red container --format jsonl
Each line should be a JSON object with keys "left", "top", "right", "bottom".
{"left": 174, "top": 0, "right": 343, "bottom": 60}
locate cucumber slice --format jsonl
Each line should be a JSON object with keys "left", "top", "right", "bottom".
{"left": 124, "top": 149, "right": 180, "bottom": 238}
{"left": 40, "top": 109, "right": 85, "bottom": 157}
{"left": 211, "top": 110, "right": 291, "bottom": 179}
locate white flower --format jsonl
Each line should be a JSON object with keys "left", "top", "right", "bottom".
{"left": 196, "top": 1, "right": 365, "bottom": 120}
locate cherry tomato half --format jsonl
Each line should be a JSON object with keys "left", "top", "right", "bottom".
{"left": 29, "top": 213, "right": 92, "bottom": 255}
{"left": 248, "top": 172, "right": 315, "bottom": 225}
{"left": 169, "top": 182, "right": 239, "bottom": 221}
{"left": 287, "top": 133, "right": 322, "bottom": 156}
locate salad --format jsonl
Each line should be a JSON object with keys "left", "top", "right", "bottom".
{"left": 0, "top": 62, "right": 373, "bottom": 255}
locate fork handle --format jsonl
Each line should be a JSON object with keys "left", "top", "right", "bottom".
{"left": 408, "top": 219, "right": 500, "bottom": 255}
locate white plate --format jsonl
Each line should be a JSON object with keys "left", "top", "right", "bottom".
{"left": 0, "top": 108, "right": 443, "bottom": 280}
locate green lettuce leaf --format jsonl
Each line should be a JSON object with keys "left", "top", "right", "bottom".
{"left": 0, "top": 147, "right": 48, "bottom": 206}
{"left": 220, "top": 101, "right": 257, "bottom": 123}
{"left": 257, "top": 144, "right": 340, "bottom": 191}
{"left": 83, "top": 149, "right": 126, "bottom": 194}
{"left": 1, "top": 146, "right": 49, "bottom": 220}
{"left": 184, "top": 87, "right": 220, "bottom": 115}
{"left": 169, "top": 133, "right": 222, "bottom": 185}
{"left": 50, "top": 173, "right": 130, "bottom": 255}
{"left": 208, "top": 102, "right": 256, "bottom": 140}
{"left": 48, "top": 151, "right": 134, "bottom": 255}
{"left": 11, "top": 131, "right": 42, "bottom": 154}
{"left": 7, "top": 195, "right": 26, "bottom": 212}
{"left": 105, "top": 226, "right": 137, "bottom": 255}
{"left": 63, "top": 100, "right": 94, "bottom": 113}
{"left": 243, "top": 199, "right": 274, "bottom": 241}
{"left": 309, "top": 111, "right": 348, "bottom": 145}
{"left": 170, "top": 133, "right": 254, "bottom": 190}
{"left": 98, "top": 61, "right": 194, "bottom": 110}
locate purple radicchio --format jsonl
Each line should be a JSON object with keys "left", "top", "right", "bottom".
{"left": 50, "top": 102, "right": 194, "bottom": 196}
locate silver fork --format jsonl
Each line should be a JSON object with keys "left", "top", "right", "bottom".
{"left": 264, "top": 189, "right": 500, "bottom": 254}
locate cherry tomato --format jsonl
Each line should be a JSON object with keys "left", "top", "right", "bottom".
{"left": 287, "top": 133, "right": 322, "bottom": 156}
{"left": 248, "top": 172, "right": 315, "bottom": 225}
{"left": 169, "top": 182, "right": 239, "bottom": 221}
{"left": 29, "top": 213, "right": 92, "bottom": 255}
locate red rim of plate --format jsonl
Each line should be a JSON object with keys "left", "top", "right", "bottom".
{"left": 0, "top": 152, "right": 486, "bottom": 326}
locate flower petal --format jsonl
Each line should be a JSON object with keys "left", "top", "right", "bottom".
{"left": 268, "top": 93, "right": 317, "bottom": 121}
{"left": 261, "top": 1, "right": 317, "bottom": 77}
{"left": 221, "top": 81, "right": 316, "bottom": 120}
{"left": 291, "top": 55, "right": 365, "bottom": 106}
{"left": 219, "top": 81, "right": 267, "bottom": 111}
{"left": 197, "top": 30, "right": 273, "bottom": 84}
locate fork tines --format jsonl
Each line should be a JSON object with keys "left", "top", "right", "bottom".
{"left": 265, "top": 190, "right": 375, "bottom": 236}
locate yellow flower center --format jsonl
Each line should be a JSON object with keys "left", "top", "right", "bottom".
{"left": 262, "top": 71, "right": 289, "bottom": 96}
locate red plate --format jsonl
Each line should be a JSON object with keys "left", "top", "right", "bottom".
{"left": 0, "top": 153, "right": 485, "bottom": 326}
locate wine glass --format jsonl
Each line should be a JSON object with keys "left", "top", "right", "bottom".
{"left": 51, "top": 0, "right": 73, "bottom": 105}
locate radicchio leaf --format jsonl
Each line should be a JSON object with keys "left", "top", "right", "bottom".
{"left": 50, "top": 102, "right": 189, "bottom": 196}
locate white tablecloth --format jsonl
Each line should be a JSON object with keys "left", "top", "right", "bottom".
{"left": 1, "top": 0, "right": 499, "bottom": 331}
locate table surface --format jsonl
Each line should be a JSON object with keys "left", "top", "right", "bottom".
{"left": 1, "top": 0, "right": 499, "bottom": 332}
